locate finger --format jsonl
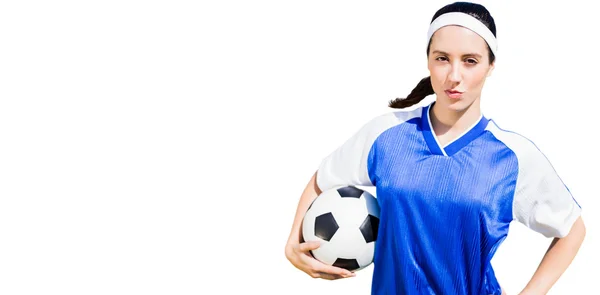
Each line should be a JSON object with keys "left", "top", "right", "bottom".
{"left": 317, "top": 262, "right": 356, "bottom": 276}
{"left": 298, "top": 240, "right": 321, "bottom": 252}
{"left": 315, "top": 272, "right": 345, "bottom": 280}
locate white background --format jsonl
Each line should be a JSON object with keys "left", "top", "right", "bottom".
{"left": 0, "top": 0, "right": 597, "bottom": 294}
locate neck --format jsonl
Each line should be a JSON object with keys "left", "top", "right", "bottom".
{"left": 430, "top": 99, "right": 482, "bottom": 138}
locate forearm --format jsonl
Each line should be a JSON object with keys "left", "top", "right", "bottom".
{"left": 285, "top": 171, "right": 322, "bottom": 248}
{"left": 520, "top": 217, "right": 586, "bottom": 295}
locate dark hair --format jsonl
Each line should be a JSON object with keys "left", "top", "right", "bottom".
{"left": 388, "top": 2, "right": 497, "bottom": 109}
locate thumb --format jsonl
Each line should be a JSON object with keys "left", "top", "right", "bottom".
{"left": 299, "top": 240, "right": 322, "bottom": 252}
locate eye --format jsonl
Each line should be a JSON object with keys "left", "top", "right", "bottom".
{"left": 466, "top": 58, "right": 478, "bottom": 65}
{"left": 435, "top": 56, "right": 448, "bottom": 62}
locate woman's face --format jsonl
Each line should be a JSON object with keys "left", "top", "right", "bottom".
{"left": 427, "top": 25, "right": 495, "bottom": 113}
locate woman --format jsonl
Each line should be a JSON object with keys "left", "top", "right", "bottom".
{"left": 284, "top": 2, "right": 586, "bottom": 294}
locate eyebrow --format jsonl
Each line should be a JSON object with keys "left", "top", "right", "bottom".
{"left": 432, "top": 50, "right": 482, "bottom": 58}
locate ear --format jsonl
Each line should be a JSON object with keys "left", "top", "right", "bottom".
{"left": 487, "top": 62, "right": 495, "bottom": 77}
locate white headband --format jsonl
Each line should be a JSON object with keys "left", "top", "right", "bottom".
{"left": 426, "top": 12, "right": 497, "bottom": 56}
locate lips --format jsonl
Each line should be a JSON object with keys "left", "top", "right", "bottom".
{"left": 445, "top": 90, "right": 463, "bottom": 99}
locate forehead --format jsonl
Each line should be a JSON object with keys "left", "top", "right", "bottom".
{"left": 429, "top": 25, "right": 488, "bottom": 55}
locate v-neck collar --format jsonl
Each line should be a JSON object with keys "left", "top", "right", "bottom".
{"left": 420, "top": 102, "right": 489, "bottom": 157}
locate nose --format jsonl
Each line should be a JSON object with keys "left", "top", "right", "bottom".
{"left": 448, "top": 64, "right": 462, "bottom": 83}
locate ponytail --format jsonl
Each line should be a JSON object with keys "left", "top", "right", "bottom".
{"left": 388, "top": 76, "right": 434, "bottom": 109}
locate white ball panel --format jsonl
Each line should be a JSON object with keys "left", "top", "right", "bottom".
{"left": 328, "top": 227, "right": 367, "bottom": 258}
{"left": 356, "top": 241, "right": 375, "bottom": 267}
{"left": 309, "top": 190, "right": 343, "bottom": 217}
{"left": 330, "top": 197, "right": 368, "bottom": 228}
{"left": 363, "top": 192, "right": 380, "bottom": 218}
{"left": 301, "top": 211, "right": 317, "bottom": 243}
{"left": 311, "top": 241, "right": 339, "bottom": 265}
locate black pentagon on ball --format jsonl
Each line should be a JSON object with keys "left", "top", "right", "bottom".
{"left": 333, "top": 258, "right": 360, "bottom": 271}
{"left": 360, "top": 214, "right": 379, "bottom": 243}
{"left": 314, "top": 212, "right": 339, "bottom": 241}
{"left": 337, "top": 186, "right": 364, "bottom": 198}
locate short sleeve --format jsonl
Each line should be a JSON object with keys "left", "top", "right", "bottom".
{"left": 316, "top": 110, "right": 416, "bottom": 192}
{"left": 512, "top": 144, "right": 582, "bottom": 238}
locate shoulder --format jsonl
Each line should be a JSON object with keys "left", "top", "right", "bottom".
{"left": 485, "top": 120, "right": 538, "bottom": 154}
{"left": 361, "top": 106, "right": 423, "bottom": 136}
{"left": 484, "top": 119, "right": 549, "bottom": 168}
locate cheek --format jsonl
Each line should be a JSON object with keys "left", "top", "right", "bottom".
{"left": 466, "top": 68, "right": 489, "bottom": 88}
{"left": 429, "top": 68, "right": 445, "bottom": 90}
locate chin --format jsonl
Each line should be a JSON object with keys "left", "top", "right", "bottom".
{"left": 449, "top": 101, "right": 471, "bottom": 111}
{"left": 441, "top": 98, "right": 476, "bottom": 113}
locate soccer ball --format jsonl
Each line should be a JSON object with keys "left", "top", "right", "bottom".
{"left": 302, "top": 186, "right": 380, "bottom": 271}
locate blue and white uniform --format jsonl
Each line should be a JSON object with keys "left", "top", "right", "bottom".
{"left": 316, "top": 102, "right": 582, "bottom": 295}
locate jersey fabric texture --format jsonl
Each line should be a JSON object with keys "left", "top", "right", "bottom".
{"left": 316, "top": 102, "right": 582, "bottom": 295}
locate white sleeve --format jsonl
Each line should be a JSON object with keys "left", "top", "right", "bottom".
{"left": 316, "top": 111, "right": 416, "bottom": 192}
{"left": 512, "top": 143, "right": 582, "bottom": 238}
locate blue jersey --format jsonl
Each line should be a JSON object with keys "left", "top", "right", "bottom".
{"left": 316, "top": 102, "right": 581, "bottom": 295}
